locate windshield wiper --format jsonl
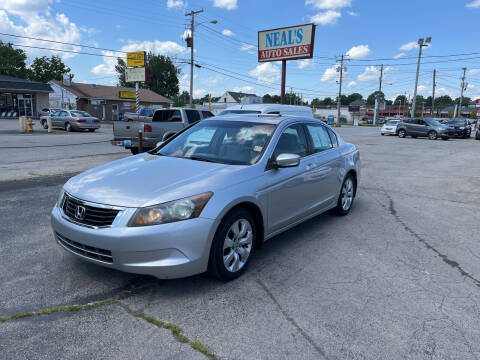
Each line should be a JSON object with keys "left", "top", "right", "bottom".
{"left": 187, "top": 156, "right": 221, "bottom": 163}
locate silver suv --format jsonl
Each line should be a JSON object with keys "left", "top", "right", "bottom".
{"left": 396, "top": 118, "right": 452, "bottom": 140}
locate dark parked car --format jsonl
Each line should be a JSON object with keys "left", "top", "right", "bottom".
{"left": 396, "top": 118, "right": 452, "bottom": 140}
{"left": 443, "top": 118, "right": 472, "bottom": 138}
{"left": 476, "top": 120, "right": 480, "bottom": 140}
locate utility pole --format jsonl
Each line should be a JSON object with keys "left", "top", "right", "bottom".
{"left": 373, "top": 64, "right": 384, "bottom": 125}
{"left": 185, "top": 9, "right": 204, "bottom": 108}
{"left": 336, "top": 54, "right": 345, "bottom": 126}
{"left": 431, "top": 69, "right": 436, "bottom": 116}
{"left": 456, "top": 67, "right": 467, "bottom": 118}
{"left": 411, "top": 37, "right": 432, "bottom": 117}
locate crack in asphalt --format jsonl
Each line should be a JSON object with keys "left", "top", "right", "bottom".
{"left": 256, "top": 279, "right": 329, "bottom": 359}
{"left": 365, "top": 186, "right": 480, "bottom": 289}
{"left": 0, "top": 283, "right": 217, "bottom": 359}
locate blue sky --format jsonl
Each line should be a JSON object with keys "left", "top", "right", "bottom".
{"left": 2, "top": 0, "right": 480, "bottom": 102}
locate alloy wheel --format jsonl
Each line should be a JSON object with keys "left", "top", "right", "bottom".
{"left": 223, "top": 219, "right": 253, "bottom": 272}
{"left": 341, "top": 178, "right": 354, "bottom": 211}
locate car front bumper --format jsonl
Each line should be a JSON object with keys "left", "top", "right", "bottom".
{"left": 51, "top": 206, "right": 218, "bottom": 279}
{"left": 381, "top": 127, "right": 397, "bottom": 134}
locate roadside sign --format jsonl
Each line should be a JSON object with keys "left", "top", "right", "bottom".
{"left": 258, "top": 24, "right": 315, "bottom": 62}
{"left": 126, "top": 67, "right": 146, "bottom": 82}
{"left": 127, "top": 51, "right": 146, "bottom": 67}
{"left": 119, "top": 91, "right": 136, "bottom": 99}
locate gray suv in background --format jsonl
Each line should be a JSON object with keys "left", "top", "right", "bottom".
{"left": 396, "top": 118, "right": 452, "bottom": 140}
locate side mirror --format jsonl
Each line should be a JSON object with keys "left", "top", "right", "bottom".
{"left": 273, "top": 153, "right": 301, "bottom": 168}
{"left": 162, "top": 132, "right": 176, "bottom": 141}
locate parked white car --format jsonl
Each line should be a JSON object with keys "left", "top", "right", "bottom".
{"left": 381, "top": 119, "right": 400, "bottom": 135}
{"left": 219, "top": 104, "right": 314, "bottom": 118}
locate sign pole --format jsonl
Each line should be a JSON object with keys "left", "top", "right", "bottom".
{"left": 135, "top": 82, "right": 140, "bottom": 113}
{"left": 281, "top": 60, "right": 286, "bottom": 104}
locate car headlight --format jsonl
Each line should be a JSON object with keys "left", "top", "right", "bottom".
{"left": 460, "top": 127, "right": 465, "bottom": 130}
{"left": 128, "top": 192, "right": 213, "bottom": 227}
{"left": 57, "top": 189, "right": 65, "bottom": 208}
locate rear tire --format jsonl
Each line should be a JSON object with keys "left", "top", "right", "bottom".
{"left": 398, "top": 129, "right": 407, "bottom": 138}
{"left": 88, "top": 129, "right": 95, "bottom": 132}
{"left": 41, "top": 120, "right": 48, "bottom": 129}
{"left": 441, "top": 137, "right": 449, "bottom": 141}
{"left": 332, "top": 174, "right": 355, "bottom": 216}
{"left": 130, "top": 148, "right": 138, "bottom": 155}
{"left": 428, "top": 130, "right": 438, "bottom": 140}
{"left": 65, "top": 122, "right": 72, "bottom": 132}
{"left": 208, "top": 209, "right": 256, "bottom": 281}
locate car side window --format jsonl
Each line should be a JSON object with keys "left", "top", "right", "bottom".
{"left": 185, "top": 110, "right": 201, "bottom": 124}
{"left": 273, "top": 124, "right": 308, "bottom": 158}
{"left": 327, "top": 128, "right": 338, "bottom": 148}
{"left": 306, "top": 124, "right": 333, "bottom": 153}
{"left": 202, "top": 111, "right": 214, "bottom": 119}
{"left": 60, "top": 111, "right": 68, "bottom": 117}
{"left": 166, "top": 110, "right": 182, "bottom": 122}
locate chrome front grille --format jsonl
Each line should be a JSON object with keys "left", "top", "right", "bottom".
{"left": 56, "top": 232, "right": 113, "bottom": 264}
{"left": 62, "top": 193, "right": 120, "bottom": 228}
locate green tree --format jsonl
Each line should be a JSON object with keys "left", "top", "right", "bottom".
{"left": 367, "top": 91, "right": 385, "bottom": 105}
{"left": 115, "top": 58, "right": 134, "bottom": 87}
{"left": 346, "top": 93, "right": 363, "bottom": 104}
{"left": 311, "top": 98, "right": 321, "bottom": 107}
{"left": 322, "top": 97, "right": 334, "bottom": 106}
{"left": 30, "top": 55, "right": 71, "bottom": 83}
{"left": 435, "top": 95, "right": 453, "bottom": 108}
{"left": 394, "top": 95, "right": 407, "bottom": 105}
{"left": 173, "top": 91, "right": 190, "bottom": 107}
{"left": 262, "top": 94, "right": 273, "bottom": 103}
{"left": 470, "top": 111, "right": 477, "bottom": 120}
{"left": 0, "top": 41, "right": 30, "bottom": 79}
{"left": 455, "top": 97, "right": 472, "bottom": 107}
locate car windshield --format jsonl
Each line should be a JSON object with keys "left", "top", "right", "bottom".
{"left": 386, "top": 120, "right": 399, "bottom": 125}
{"left": 219, "top": 110, "right": 261, "bottom": 115}
{"left": 425, "top": 119, "right": 442, "bottom": 126}
{"left": 155, "top": 120, "right": 275, "bottom": 165}
{"left": 71, "top": 111, "right": 90, "bottom": 117}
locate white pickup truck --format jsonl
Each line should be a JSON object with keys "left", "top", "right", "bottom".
{"left": 111, "top": 108, "right": 214, "bottom": 154}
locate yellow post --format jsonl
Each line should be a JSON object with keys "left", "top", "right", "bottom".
{"left": 47, "top": 116, "right": 53, "bottom": 133}
{"left": 19, "top": 116, "right": 26, "bottom": 133}
{"left": 27, "top": 117, "right": 34, "bottom": 132}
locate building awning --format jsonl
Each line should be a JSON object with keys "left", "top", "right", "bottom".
{"left": 0, "top": 75, "right": 53, "bottom": 93}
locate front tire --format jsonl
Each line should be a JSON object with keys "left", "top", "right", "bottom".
{"left": 398, "top": 129, "right": 407, "bottom": 138}
{"left": 130, "top": 147, "right": 138, "bottom": 155}
{"left": 208, "top": 209, "right": 256, "bottom": 281}
{"left": 65, "top": 122, "right": 72, "bottom": 132}
{"left": 332, "top": 174, "right": 355, "bottom": 216}
{"left": 88, "top": 129, "right": 96, "bottom": 132}
{"left": 428, "top": 130, "right": 438, "bottom": 140}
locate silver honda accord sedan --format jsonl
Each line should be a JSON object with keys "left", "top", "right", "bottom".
{"left": 51, "top": 115, "right": 360, "bottom": 280}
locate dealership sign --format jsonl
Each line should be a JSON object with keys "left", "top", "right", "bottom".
{"left": 125, "top": 67, "right": 148, "bottom": 82}
{"left": 258, "top": 24, "right": 315, "bottom": 62}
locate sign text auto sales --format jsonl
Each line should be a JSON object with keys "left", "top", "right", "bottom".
{"left": 258, "top": 24, "right": 315, "bottom": 62}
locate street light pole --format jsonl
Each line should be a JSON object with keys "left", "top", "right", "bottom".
{"left": 411, "top": 37, "right": 431, "bottom": 118}
{"left": 185, "top": 9, "right": 205, "bottom": 108}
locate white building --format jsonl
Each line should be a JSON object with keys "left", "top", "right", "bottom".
{"left": 48, "top": 80, "right": 77, "bottom": 109}
{"left": 216, "top": 91, "right": 262, "bottom": 105}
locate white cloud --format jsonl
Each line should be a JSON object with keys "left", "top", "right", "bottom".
{"left": 91, "top": 40, "right": 187, "bottom": 75}
{"left": 233, "top": 86, "right": 254, "bottom": 93}
{"left": 346, "top": 44, "right": 370, "bottom": 59}
{"left": 321, "top": 65, "right": 342, "bottom": 82}
{"left": 394, "top": 53, "right": 406, "bottom": 59}
{"left": 417, "top": 85, "right": 428, "bottom": 94}
{"left": 347, "top": 10, "right": 357, "bottom": 16}
{"left": 201, "top": 76, "right": 222, "bottom": 86}
{"left": 166, "top": 0, "right": 186, "bottom": 9}
{"left": 240, "top": 43, "right": 256, "bottom": 54}
{"left": 466, "top": 0, "right": 480, "bottom": 8}
{"left": 213, "top": 0, "right": 238, "bottom": 10}
{"left": 310, "top": 10, "right": 341, "bottom": 25}
{"left": 249, "top": 63, "right": 280, "bottom": 83}
{"left": 297, "top": 59, "right": 315, "bottom": 69}
{"left": 468, "top": 69, "right": 480, "bottom": 75}
{"left": 466, "top": 84, "right": 475, "bottom": 92}
{"left": 193, "top": 89, "right": 207, "bottom": 97}
{"left": 305, "top": 0, "right": 351, "bottom": 9}
{"left": 0, "top": 9, "right": 83, "bottom": 60}
{"left": 221, "top": 29, "right": 234, "bottom": 37}
{"left": 348, "top": 81, "right": 356, "bottom": 87}
{"left": 399, "top": 41, "right": 418, "bottom": 51}
{"left": 357, "top": 66, "right": 384, "bottom": 82}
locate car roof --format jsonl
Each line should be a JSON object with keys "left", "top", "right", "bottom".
{"left": 222, "top": 104, "right": 311, "bottom": 111}
{"left": 204, "top": 114, "right": 324, "bottom": 125}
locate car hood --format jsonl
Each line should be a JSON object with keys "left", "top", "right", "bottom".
{"left": 64, "top": 154, "right": 247, "bottom": 207}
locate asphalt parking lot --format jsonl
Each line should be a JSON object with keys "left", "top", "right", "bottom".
{"left": 1, "top": 126, "right": 479, "bottom": 359}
